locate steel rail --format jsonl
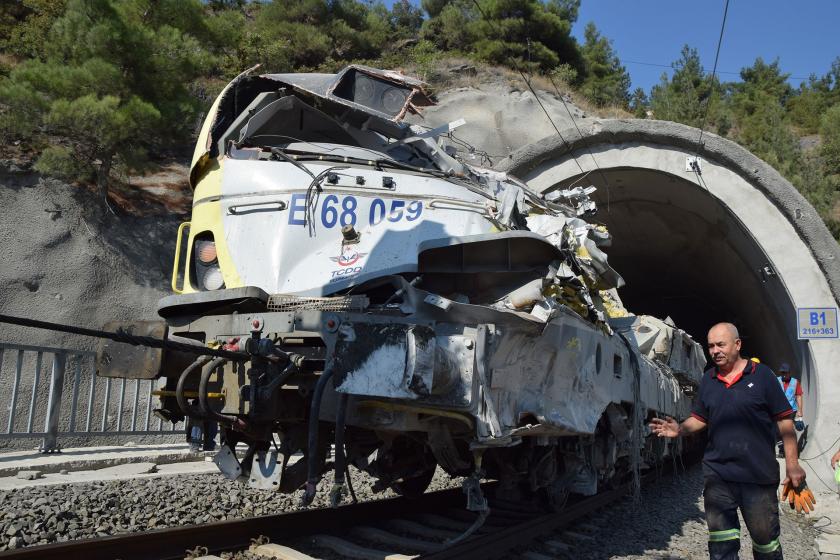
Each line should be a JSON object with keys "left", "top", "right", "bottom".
{"left": 0, "top": 486, "right": 468, "bottom": 560}
{"left": 0, "top": 456, "right": 698, "bottom": 560}
{"left": 420, "top": 480, "right": 635, "bottom": 559}
{"left": 421, "top": 449, "right": 703, "bottom": 560}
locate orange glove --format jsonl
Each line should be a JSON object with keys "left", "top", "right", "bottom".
{"left": 781, "top": 481, "right": 816, "bottom": 513}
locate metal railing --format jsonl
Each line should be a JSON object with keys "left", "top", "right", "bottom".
{"left": 0, "top": 342, "right": 184, "bottom": 452}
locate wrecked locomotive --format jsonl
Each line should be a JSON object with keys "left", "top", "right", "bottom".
{"left": 98, "top": 66, "right": 705, "bottom": 509}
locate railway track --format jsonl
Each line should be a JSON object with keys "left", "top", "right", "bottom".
{"left": 0, "top": 468, "right": 681, "bottom": 560}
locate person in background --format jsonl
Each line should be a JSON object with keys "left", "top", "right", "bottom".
{"left": 191, "top": 420, "right": 218, "bottom": 452}
{"left": 186, "top": 408, "right": 218, "bottom": 452}
{"left": 776, "top": 363, "right": 804, "bottom": 431}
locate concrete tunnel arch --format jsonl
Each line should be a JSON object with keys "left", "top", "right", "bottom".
{"left": 495, "top": 119, "right": 840, "bottom": 464}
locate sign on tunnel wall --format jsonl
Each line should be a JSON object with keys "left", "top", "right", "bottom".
{"left": 797, "top": 308, "right": 839, "bottom": 339}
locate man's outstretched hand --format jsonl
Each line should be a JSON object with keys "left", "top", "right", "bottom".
{"left": 649, "top": 416, "right": 680, "bottom": 438}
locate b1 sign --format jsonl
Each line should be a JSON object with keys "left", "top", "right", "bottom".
{"left": 797, "top": 308, "right": 839, "bottom": 339}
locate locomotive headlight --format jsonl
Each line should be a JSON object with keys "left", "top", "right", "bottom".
{"left": 195, "top": 239, "right": 217, "bottom": 264}
{"left": 202, "top": 266, "right": 225, "bottom": 291}
{"left": 192, "top": 235, "right": 224, "bottom": 291}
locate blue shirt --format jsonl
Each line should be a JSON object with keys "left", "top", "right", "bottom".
{"left": 691, "top": 360, "right": 793, "bottom": 484}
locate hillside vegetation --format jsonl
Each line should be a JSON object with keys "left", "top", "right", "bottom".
{"left": 0, "top": 0, "right": 838, "bottom": 237}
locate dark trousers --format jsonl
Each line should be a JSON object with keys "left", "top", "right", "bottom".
{"left": 704, "top": 473, "right": 782, "bottom": 560}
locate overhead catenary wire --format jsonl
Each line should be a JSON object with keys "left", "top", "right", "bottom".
{"left": 800, "top": 433, "right": 840, "bottom": 461}
{"left": 695, "top": 0, "right": 731, "bottom": 156}
{"left": 469, "top": 0, "right": 587, "bottom": 178}
{"left": 800, "top": 457, "right": 840, "bottom": 497}
{"left": 546, "top": 74, "right": 612, "bottom": 211}
{"left": 622, "top": 59, "right": 815, "bottom": 83}
{"left": 469, "top": 0, "right": 614, "bottom": 212}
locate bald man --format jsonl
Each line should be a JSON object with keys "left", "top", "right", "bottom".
{"left": 650, "top": 322, "right": 804, "bottom": 560}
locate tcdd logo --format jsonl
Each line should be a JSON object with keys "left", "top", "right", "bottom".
{"left": 330, "top": 248, "right": 367, "bottom": 267}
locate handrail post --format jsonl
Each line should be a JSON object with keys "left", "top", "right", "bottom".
{"left": 41, "top": 352, "right": 67, "bottom": 453}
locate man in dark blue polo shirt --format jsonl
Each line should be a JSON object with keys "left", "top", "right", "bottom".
{"left": 650, "top": 322, "right": 804, "bottom": 560}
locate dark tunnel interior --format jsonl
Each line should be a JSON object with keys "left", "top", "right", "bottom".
{"left": 558, "top": 167, "right": 798, "bottom": 372}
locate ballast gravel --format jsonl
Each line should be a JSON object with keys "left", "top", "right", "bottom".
{"left": 0, "top": 466, "right": 457, "bottom": 551}
{"left": 521, "top": 462, "right": 820, "bottom": 560}
{"left": 0, "top": 462, "right": 821, "bottom": 558}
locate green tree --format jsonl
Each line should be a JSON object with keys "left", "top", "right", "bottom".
{"left": 545, "top": 0, "right": 579, "bottom": 24}
{"left": 240, "top": 0, "right": 390, "bottom": 73}
{"left": 421, "top": 0, "right": 582, "bottom": 74}
{"left": 420, "top": 0, "right": 477, "bottom": 53}
{"left": 579, "top": 22, "right": 630, "bottom": 107}
{"left": 821, "top": 104, "right": 840, "bottom": 172}
{"left": 728, "top": 58, "right": 800, "bottom": 174}
{"left": 787, "top": 58, "right": 840, "bottom": 134}
{"left": 0, "top": 0, "right": 211, "bottom": 201}
{"left": 0, "top": 0, "right": 66, "bottom": 59}
{"left": 469, "top": 0, "right": 582, "bottom": 73}
{"left": 421, "top": 0, "right": 450, "bottom": 17}
{"left": 804, "top": 103, "right": 840, "bottom": 237}
{"left": 649, "top": 45, "right": 716, "bottom": 127}
{"left": 629, "top": 87, "right": 648, "bottom": 118}
{"left": 391, "top": 0, "right": 424, "bottom": 39}
{"left": 206, "top": 0, "right": 245, "bottom": 10}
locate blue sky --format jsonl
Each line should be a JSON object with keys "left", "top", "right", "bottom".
{"left": 574, "top": 1, "right": 839, "bottom": 92}
{"left": 383, "top": 0, "right": 840, "bottom": 93}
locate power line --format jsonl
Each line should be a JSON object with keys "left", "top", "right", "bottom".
{"left": 622, "top": 59, "right": 814, "bottom": 82}
{"left": 469, "top": 0, "right": 588, "bottom": 178}
{"left": 547, "top": 74, "right": 612, "bottom": 211}
{"left": 696, "top": 0, "right": 731, "bottom": 156}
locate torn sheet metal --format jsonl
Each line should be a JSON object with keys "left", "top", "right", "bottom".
{"left": 333, "top": 324, "right": 436, "bottom": 400}
{"left": 266, "top": 65, "right": 432, "bottom": 122}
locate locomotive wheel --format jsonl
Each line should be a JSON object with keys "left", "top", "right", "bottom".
{"left": 390, "top": 467, "right": 436, "bottom": 498}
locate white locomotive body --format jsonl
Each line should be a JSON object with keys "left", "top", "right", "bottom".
{"left": 99, "top": 66, "right": 704, "bottom": 507}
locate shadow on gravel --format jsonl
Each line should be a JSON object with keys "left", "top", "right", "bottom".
{"left": 578, "top": 463, "right": 706, "bottom": 560}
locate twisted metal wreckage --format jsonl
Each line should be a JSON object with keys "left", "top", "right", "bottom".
{"left": 98, "top": 66, "right": 705, "bottom": 512}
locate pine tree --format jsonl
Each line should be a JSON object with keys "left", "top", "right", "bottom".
{"left": 649, "top": 45, "right": 714, "bottom": 127}
{"left": 729, "top": 58, "right": 798, "bottom": 172}
{"left": 787, "top": 57, "right": 840, "bottom": 134}
{"left": 0, "top": 0, "right": 66, "bottom": 59}
{"left": 420, "top": 0, "right": 478, "bottom": 53}
{"left": 630, "top": 87, "right": 648, "bottom": 118}
{"left": 422, "top": 0, "right": 582, "bottom": 74}
{"left": 0, "top": 0, "right": 211, "bottom": 201}
{"left": 579, "top": 22, "right": 630, "bottom": 107}
{"left": 391, "top": 0, "right": 424, "bottom": 39}
{"left": 470, "top": 0, "right": 582, "bottom": 73}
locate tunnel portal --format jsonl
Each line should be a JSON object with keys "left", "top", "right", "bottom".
{"left": 497, "top": 119, "right": 840, "bottom": 466}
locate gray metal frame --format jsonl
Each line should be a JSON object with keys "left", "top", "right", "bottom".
{"left": 0, "top": 342, "right": 183, "bottom": 452}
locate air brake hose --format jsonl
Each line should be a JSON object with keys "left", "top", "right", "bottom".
{"left": 199, "top": 358, "right": 239, "bottom": 425}
{"left": 331, "top": 393, "right": 349, "bottom": 506}
{"left": 301, "top": 368, "right": 336, "bottom": 506}
{"left": 176, "top": 355, "right": 212, "bottom": 420}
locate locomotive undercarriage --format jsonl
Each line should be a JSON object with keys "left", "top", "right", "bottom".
{"left": 133, "top": 274, "right": 692, "bottom": 510}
